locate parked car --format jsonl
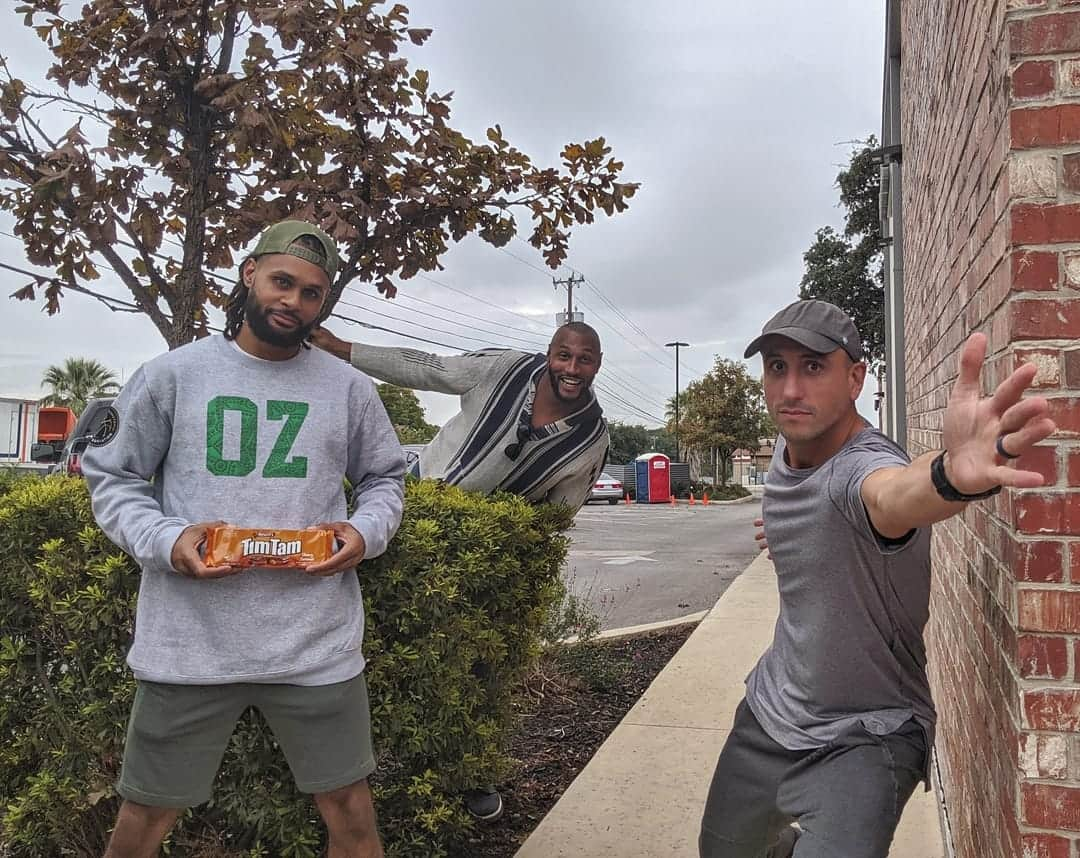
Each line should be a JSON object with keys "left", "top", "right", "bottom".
{"left": 588, "top": 472, "right": 623, "bottom": 505}
{"left": 401, "top": 443, "right": 425, "bottom": 477}
{"left": 48, "top": 397, "right": 116, "bottom": 476}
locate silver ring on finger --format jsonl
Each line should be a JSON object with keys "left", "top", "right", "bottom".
{"left": 996, "top": 434, "right": 1020, "bottom": 460}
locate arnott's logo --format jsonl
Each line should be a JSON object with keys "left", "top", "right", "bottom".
{"left": 240, "top": 537, "right": 303, "bottom": 558}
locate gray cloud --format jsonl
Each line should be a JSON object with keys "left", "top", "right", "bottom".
{"left": 0, "top": 1, "right": 885, "bottom": 427}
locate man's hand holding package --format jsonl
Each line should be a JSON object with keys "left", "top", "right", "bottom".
{"left": 305, "top": 522, "right": 367, "bottom": 576}
{"left": 171, "top": 521, "right": 238, "bottom": 579}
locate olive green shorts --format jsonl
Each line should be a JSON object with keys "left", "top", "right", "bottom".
{"left": 118, "top": 672, "right": 375, "bottom": 808}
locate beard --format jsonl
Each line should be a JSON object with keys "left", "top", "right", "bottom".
{"left": 547, "top": 366, "right": 590, "bottom": 403}
{"left": 243, "top": 291, "right": 315, "bottom": 348}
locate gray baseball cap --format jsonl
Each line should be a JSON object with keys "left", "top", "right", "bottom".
{"left": 743, "top": 299, "right": 863, "bottom": 362}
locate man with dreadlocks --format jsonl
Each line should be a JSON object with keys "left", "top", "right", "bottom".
{"left": 309, "top": 319, "right": 609, "bottom": 821}
{"left": 83, "top": 220, "right": 406, "bottom": 858}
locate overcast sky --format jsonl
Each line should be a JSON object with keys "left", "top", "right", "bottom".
{"left": 0, "top": 2, "right": 885, "bottom": 428}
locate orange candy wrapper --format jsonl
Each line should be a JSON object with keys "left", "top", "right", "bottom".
{"left": 204, "top": 526, "right": 336, "bottom": 569}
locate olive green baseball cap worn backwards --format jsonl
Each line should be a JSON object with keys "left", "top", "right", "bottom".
{"left": 250, "top": 220, "right": 340, "bottom": 282}
{"left": 743, "top": 299, "right": 864, "bottom": 362}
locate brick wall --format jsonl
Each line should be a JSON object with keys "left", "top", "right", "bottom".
{"left": 902, "top": 2, "right": 1080, "bottom": 856}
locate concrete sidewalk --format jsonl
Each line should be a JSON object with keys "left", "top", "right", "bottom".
{"left": 515, "top": 551, "right": 946, "bottom": 858}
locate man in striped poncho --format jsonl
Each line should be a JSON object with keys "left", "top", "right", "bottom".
{"left": 310, "top": 321, "right": 609, "bottom": 820}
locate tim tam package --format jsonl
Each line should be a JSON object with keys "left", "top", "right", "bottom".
{"left": 205, "top": 526, "right": 335, "bottom": 569}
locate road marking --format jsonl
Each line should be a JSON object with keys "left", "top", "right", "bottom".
{"left": 569, "top": 549, "right": 660, "bottom": 566}
{"left": 602, "top": 555, "right": 660, "bottom": 566}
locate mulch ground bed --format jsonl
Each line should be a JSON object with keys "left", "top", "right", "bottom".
{"left": 458, "top": 622, "right": 697, "bottom": 858}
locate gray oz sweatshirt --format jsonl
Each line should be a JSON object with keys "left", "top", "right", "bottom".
{"left": 82, "top": 336, "right": 406, "bottom": 686}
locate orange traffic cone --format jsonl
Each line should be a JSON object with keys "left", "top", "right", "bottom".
{"left": 689, "top": 492, "right": 696, "bottom": 505}
{"left": 702, "top": 493, "right": 710, "bottom": 506}
{"left": 624, "top": 492, "right": 631, "bottom": 505}
{"left": 670, "top": 494, "right": 676, "bottom": 507}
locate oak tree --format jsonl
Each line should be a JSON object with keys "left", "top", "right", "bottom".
{"left": 2, "top": 1, "right": 638, "bottom": 348}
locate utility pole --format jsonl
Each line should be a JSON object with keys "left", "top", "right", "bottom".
{"left": 553, "top": 272, "right": 585, "bottom": 325}
{"left": 665, "top": 341, "right": 689, "bottom": 462}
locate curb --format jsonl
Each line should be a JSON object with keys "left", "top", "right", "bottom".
{"left": 560, "top": 610, "right": 708, "bottom": 645}
{"left": 707, "top": 494, "right": 756, "bottom": 506}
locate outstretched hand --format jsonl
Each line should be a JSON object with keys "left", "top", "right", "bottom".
{"left": 941, "top": 333, "right": 1057, "bottom": 495}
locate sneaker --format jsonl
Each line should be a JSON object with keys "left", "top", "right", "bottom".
{"left": 768, "top": 825, "right": 800, "bottom": 858}
{"left": 464, "top": 786, "right": 504, "bottom": 822}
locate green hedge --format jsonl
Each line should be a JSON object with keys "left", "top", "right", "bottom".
{"left": 0, "top": 475, "right": 572, "bottom": 857}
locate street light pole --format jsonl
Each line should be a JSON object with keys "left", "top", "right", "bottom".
{"left": 665, "top": 341, "right": 689, "bottom": 462}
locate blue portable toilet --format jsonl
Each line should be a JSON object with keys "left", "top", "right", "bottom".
{"left": 635, "top": 453, "right": 671, "bottom": 503}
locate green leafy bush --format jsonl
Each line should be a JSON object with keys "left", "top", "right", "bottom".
{"left": 706, "top": 483, "right": 750, "bottom": 501}
{"left": 671, "top": 480, "right": 750, "bottom": 500}
{"left": 0, "top": 475, "right": 571, "bottom": 857}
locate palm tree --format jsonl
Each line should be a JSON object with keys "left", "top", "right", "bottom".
{"left": 40, "top": 358, "right": 121, "bottom": 415}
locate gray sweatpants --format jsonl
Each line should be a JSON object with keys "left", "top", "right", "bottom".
{"left": 699, "top": 699, "right": 926, "bottom": 858}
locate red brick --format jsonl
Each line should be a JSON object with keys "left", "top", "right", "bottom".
{"left": 1020, "top": 833, "right": 1072, "bottom": 858}
{"left": 1010, "top": 13, "right": 1080, "bottom": 57}
{"left": 1014, "top": 444, "right": 1059, "bottom": 484}
{"left": 1049, "top": 399, "right": 1080, "bottom": 435}
{"left": 1069, "top": 450, "right": 1080, "bottom": 485}
{"left": 1010, "top": 299, "right": 1080, "bottom": 339}
{"left": 1025, "top": 690, "right": 1080, "bottom": 731}
{"left": 1013, "top": 250, "right": 1059, "bottom": 291}
{"left": 1009, "top": 537, "right": 1065, "bottom": 581}
{"left": 1067, "top": 349, "right": 1080, "bottom": 387}
{"left": 1013, "top": 61, "right": 1056, "bottom": 98}
{"left": 1066, "top": 153, "right": 1080, "bottom": 193}
{"left": 1019, "top": 588, "right": 1080, "bottom": 632}
{"left": 1012, "top": 106, "right": 1080, "bottom": 149}
{"left": 1019, "top": 634, "right": 1069, "bottom": 678}
{"left": 1012, "top": 204, "right": 1080, "bottom": 242}
{"left": 1015, "top": 494, "right": 1080, "bottom": 535}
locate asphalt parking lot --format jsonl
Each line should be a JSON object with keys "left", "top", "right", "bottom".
{"left": 566, "top": 498, "right": 764, "bottom": 630}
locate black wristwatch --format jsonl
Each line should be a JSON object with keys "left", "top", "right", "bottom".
{"left": 930, "top": 450, "right": 1001, "bottom": 502}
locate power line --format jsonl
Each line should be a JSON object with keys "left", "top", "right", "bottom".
{"left": 503, "top": 238, "right": 712, "bottom": 380}
{"left": 409, "top": 270, "right": 672, "bottom": 405}
{"left": 342, "top": 288, "right": 666, "bottom": 407}
{"left": 4, "top": 260, "right": 668, "bottom": 424}
{"left": 415, "top": 271, "right": 553, "bottom": 330}
{"left": 3, "top": 239, "right": 676, "bottom": 415}
{"left": 593, "top": 381, "right": 665, "bottom": 425}
{"left": 340, "top": 285, "right": 548, "bottom": 349}
{"left": 582, "top": 277, "right": 674, "bottom": 361}
{"left": 493, "top": 241, "right": 680, "bottom": 382}
{"left": 497, "top": 246, "right": 552, "bottom": 278}
{"left": 393, "top": 287, "right": 554, "bottom": 340}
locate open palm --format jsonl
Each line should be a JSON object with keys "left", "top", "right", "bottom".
{"left": 941, "top": 333, "right": 1056, "bottom": 495}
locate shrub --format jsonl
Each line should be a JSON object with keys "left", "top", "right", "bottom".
{"left": 0, "top": 475, "right": 572, "bottom": 857}
{"left": 671, "top": 480, "right": 750, "bottom": 500}
{"left": 706, "top": 483, "right": 750, "bottom": 501}
{"left": 539, "top": 572, "right": 603, "bottom": 646}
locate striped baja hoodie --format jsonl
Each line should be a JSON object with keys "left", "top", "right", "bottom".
{"left": 349, "top": 344, "right": 608, "bottom": 512}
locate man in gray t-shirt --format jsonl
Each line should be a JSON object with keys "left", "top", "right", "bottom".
{"left": 699, "top": 300, "right": 1056, "bottom": 858}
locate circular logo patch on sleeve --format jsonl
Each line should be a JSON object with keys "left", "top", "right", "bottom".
{"left": 88, "top": 406, "right": 121, "bottom": 447}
